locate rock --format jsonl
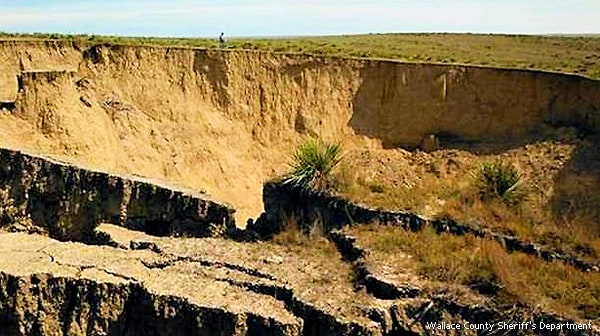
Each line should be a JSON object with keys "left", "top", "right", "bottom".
{"left": 130, "top": 240, "right": 162, "bottom": 253}
{"left": 264, "top": 255, "right": 284, "bottom": 265}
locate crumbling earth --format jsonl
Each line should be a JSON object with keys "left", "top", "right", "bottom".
{"left": 1, "top": 40, "right": 600, "bottom": 335}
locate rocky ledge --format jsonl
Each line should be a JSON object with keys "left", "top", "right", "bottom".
{"left": 0, "top": 232, "right": 301, "bottom": 336}
{"left": 0, "top": 223, "right": 598, "bottom": 336}
{"left": 0, "top": 147, "right": 235, "bottom": 241}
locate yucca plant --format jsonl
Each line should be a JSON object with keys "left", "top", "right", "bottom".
{"left": 282, "top": 138, "right": 343, "bottom": 190}
{"left": 475, "top": 161, "right": 524, "bottom": 205}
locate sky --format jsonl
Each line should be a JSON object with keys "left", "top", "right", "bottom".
{"left": 0, "top": 0, "right": 598, "bottom": 37}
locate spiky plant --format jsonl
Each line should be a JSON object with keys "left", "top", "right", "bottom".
{"left": 475, "top": 161, "right": 525, "bottom": 205}
{"left": 282, "top": 138, "right": 343, "bottom": 190}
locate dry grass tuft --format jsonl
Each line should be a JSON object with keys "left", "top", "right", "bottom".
{"left": 272, "top": 215, "right": 336, "bottom": 257}
{"left": 350, "top": 224, "right": 600, "bottom": 320}
{"left": 332, "top": 145, "right": 599, "bottom": 264}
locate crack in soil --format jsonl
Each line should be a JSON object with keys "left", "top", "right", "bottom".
{"left": 39, "top": 249, "right": 139, "bottom": 282}
{"left": 126, "top": 238, "right": 377, "bottom": 334}
{"left": 329, "top": 231, "right": 421, "bottom": 300}
{"left": 141, "top": 255, "right": 278, "bottom": 281}
{"left": 214, "top": 277, "right": 293, "bottom": 302}
{"left": 95, "top": 268, "right": 139, "bottom": 282}
{"left": 215, "top": 275, "right": 375, "bottom": 335}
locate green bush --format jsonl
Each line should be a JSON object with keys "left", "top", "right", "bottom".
{"left": 475, "top": 161, "right": 524, "bottom": 205}
{"left": 282, "top": 138, "right": 343, "bottom": 190}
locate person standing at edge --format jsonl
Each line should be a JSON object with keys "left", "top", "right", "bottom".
{"left": 219, "top": 32, "right": 226, "bottom": 48}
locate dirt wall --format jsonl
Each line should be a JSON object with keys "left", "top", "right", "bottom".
{"left": 351, "top": 61, "right": 600, "bottom": 148}
{"left": 0, "top": 147, "right": 234, "bottom": 241}
{"left": 0, "top": 40, "right": 81, "bottom": 102}
{"left": 0, "top": 42, "right": 599, "bottom": 222}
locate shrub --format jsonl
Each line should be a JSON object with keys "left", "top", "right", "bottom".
{"left": 282, "top": 138, "right": 343, "bottom": 190}
{"left": 475, "top": 161, "right": 524, "bottom": 205}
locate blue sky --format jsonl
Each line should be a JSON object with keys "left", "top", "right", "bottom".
{"left": 0, "top": 1, "right": 598, "bottom": 37}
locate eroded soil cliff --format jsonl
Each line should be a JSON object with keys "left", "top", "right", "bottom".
{"left": 1, "top": 41, "right": 599, "bottom": 222}
{"left": 1, "top": 41, "right": 600, "bottom": 335}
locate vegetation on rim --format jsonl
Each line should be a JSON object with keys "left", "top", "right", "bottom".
{"left": 2, "top": 32, "right": 600, "bottom": 79}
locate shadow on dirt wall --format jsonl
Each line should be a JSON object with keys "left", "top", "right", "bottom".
{"left": 349, "top": 61, "right": 600, "bottom": 228}
{"left": 349, "top": 60, "right": 600, "bottom": 152}
{"left": 193, "top": 50, "right": 231, "bottom": 110}
{"left": 549, "top": 136, "right": 600, "bottom": 235}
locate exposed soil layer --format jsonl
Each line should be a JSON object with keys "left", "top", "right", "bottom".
{"left": 1, "top": 41, "right": 599, "bottom": 222}
{"left": 0, "top": 232, "right": 302, "bottom": 336}
{"left": 0, "top": 147, "right": 234, "bottom": 241}
{"left": 1, "top": 41, "right": 600, "bottom": 335}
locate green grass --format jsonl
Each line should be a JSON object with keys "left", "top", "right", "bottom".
{"left": 332, "top": 152, "right": 600, "bottom": 265}
{"left": 2, "top": 32, "right": 600, "bottom": 79}
{"left": 282, "top": 138, "right": 343, "bottom": 191}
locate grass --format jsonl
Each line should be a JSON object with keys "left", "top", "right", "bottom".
{"left": 330, "top": 145, "right": 600, "bottom": 265}
{"left": 331, "top": 155, "right": 464, "bottom": 214}
{"left": 272, "top": 216, "right": 331, "bottom": 252}
{"left": 2, "top": 32, "right": 600, "bottom": 79}
{"left": 350, "top": 224, "right": 600, "bottom": 320}
{"left": 439, "top": 189, "right": 600, "bottom": 264}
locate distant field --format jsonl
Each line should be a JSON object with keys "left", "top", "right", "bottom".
{"left": 2, "top": 32, "right": 600, "bottom": 79}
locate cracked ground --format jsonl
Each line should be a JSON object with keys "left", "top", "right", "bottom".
{"left": 0, "top": 224, "right": 403, "bottom": 334}
{"left": 2, "top": 224, "right": 599, "bottom": 335}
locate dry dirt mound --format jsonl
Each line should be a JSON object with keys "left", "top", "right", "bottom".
{"left": 1, "top": 41, "right": 599, "bottom": 225}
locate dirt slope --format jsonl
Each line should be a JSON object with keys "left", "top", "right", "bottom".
{"left": 1, "top": 41, "right": 599, "bottom": 223}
